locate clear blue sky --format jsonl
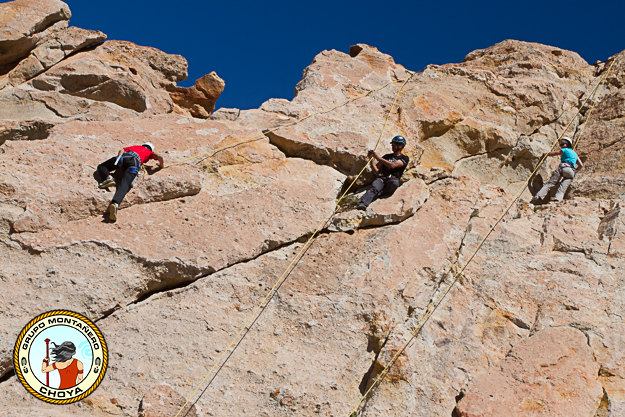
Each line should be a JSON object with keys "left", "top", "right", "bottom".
{"left": 64, "top": 0, "right": 624, "bottom": 110}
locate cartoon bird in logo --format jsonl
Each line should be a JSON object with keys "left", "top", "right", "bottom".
{"left": 41, "top": 341, "right": 84, "bottom": 389}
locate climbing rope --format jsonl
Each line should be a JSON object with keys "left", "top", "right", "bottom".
{"left": 164, "top": 77, "right": 409, "bottom": 170}
{"left": 347, "top": 57, "right": 617, "bottom": 416}
{"left": 174, "top": 72, "right": 416, "bottom": 417}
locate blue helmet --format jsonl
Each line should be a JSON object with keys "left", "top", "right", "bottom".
{"left": 391, "top": 135, "right": 406, "bottom": 146}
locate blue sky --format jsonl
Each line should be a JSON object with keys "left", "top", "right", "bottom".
{"left": 65, "top": 0, "right": 624, "bottom": 110}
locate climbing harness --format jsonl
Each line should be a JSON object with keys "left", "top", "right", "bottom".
{"left": 347, "top": 57, "right": 617, "bottom": 416}
{"left": 173, "top": 72, "right": 416, "bottom": 417}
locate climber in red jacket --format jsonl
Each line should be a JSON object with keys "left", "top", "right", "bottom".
{"left": 96, "top": 142, "right": 164, "bottom": 222}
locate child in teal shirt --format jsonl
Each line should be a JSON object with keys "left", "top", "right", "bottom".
{"left": 531, "top": 137, "right": 584, "bottom": 204}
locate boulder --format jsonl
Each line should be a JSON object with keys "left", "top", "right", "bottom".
{"left": 3, "top": 26, "right": 107, "bottom": 87}
{"left": 0, "top": 0, "right": 71, "bottom": 69}
{"left": 330, "top": 178, "right": 429, "bottom": 231}
{"left": 168, "top": 71, "right": 225, "bottom": 118}
{"left": 0, "top": 40, "right": 190, "bottom": 122}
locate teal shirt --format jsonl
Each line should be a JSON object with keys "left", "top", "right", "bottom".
{"left": 561, "top": 148, "right": 578, "bottom": 166}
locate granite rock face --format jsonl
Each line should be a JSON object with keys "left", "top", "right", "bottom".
{"left": 0, "top": 2, "right": 624, "bottom": 417}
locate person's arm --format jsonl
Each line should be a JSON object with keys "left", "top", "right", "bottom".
{"left": 368, "top": 151, "right": 406, "bottom": 170}
{"left": 367, "top": 151, "right": 380, "bottom": 173}
{"left": 544, "top": 150, "right": 562, "bottom": 157}
{"left": 576, "top": 157, "right": 583, "bottom": 170}
{"left": 76, "top": 360, "right": 84, "bottom": 383}
{"left": 151, "top": 153, "right": 164, "bottom": 169}
{"left": 42, "top": 358, "right": 54, "bottom": 373}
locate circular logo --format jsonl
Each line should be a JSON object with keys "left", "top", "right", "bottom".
{"left": 13, "top": 310, "right": 108, "bottom": 404}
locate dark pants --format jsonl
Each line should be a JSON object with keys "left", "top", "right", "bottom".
{"left": 96, "top": 154, "right": 140, "bottom": 205}
{"left": 360, "top": 176, "right": 400, "bottom": 207}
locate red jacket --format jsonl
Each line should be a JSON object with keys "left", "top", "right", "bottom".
{"left": 124, "top": 145, "right": 154, "bottom": 164}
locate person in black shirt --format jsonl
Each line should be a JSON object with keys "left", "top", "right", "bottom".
{"left": 357, "top": 136, "right": 410, "bottom": 209}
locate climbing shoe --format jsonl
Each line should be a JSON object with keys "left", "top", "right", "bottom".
{"left": 99, "top": 177, "right": 115, "bottom": 189}
{"left": 530, "top": 196, "right": 541, "bottom": 205}
{"left": 106, "top": 203, "right": 118, "bottom": 222}
{"left": 356, "top": 202, "right": 368, "bottom": 211}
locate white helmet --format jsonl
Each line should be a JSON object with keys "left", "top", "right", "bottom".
{"left": 560, "top": 137, "right": 572, "bottom": 147}
{"left": 142, "top": 142, "right": 155, "bottom": 152}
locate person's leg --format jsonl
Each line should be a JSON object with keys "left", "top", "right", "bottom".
{"left": 111, "top": 164, "right": 138, "bottom": 206}
{"left": 534, "top": 168, "right": 561, "bottom": 201}
{"left": 380, "top": 177, "right": 400, "bottom": 197}
{"left": 554, "top": 167, "right": 575, "bottom": 201}
{"left": 96, "top": 157, "right": 118, "bottom": 183}
{"left": 359, "top": 178, "right": 385, "bottom": 208}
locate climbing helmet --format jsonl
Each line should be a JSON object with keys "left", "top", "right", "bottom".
{"left": 391, "top": 135, "right": 406, "bottom": 146}
{"left": 142, "top": 142, "right": 155, "bottom": 152}
{"left": 559, "top": 137, "right": 572, "bottom": 148}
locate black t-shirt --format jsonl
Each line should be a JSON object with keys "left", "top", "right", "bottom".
{"left": 380, "top": 153, "right": 409, "bottom": 178}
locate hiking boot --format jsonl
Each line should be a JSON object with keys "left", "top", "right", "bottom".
{"left": 106, "top": 203, "right": 118, "bottom": 222}
{"left": 98, "top": 177, "right": 115, "bottom": 189}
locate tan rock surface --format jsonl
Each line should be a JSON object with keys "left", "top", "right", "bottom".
{"left": 1, "top": 38, "right": 224, "bottom": 123}
{"left": 0, "top": 3, "right": 624, "bottom": 417}
{"left": 138, "top": 385, "right": 199, "bottom": 417}
{"left": 455, "top": 327, "right": 603, "bottom": 417}
{"left": 14, "top": 158, "right": 346, "bottom": 270}
{"left": 3, "top": 26, "right": 107, "bottom": 87}
{"left": 330, "top": 178, "right": 429, "bottom": 231}
{"left": 265, "top": 40, "right": 595, "bottom": 193}
{"left": 0, "top": 176, "right": 481, "bottom": 416}
{"left": 573, "top": 50, "right": 625, "bottom": 199}
{"left": 0, "top": 0, "right": 71, "bottom": 68}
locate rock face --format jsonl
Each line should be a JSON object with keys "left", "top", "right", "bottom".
{"left": 138, "top": 385, "right": 199, "bottom": 417}
{"left": 454, "top": 327, "right": 603, "bottom": 417}
{"left": 3, "top": 26, "right": 107, "bottom": 88}
{"left": 0, "top": 0, "right": 71, "bottom": 69}
{"left": 0, "top": 2, "right": 624, "bottom": 417}
{"left": 0, "top": 1, "right": 224, "bottom": 121}
{"left": 573, "top": 50, "right": 625, "bottom": 199}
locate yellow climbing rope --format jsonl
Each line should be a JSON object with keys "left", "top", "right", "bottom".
{"left": 173, "top": 72, "right": 416, "bottom": 417}
{"left": 347, "top": 57, "right": 617, "bottom": 416}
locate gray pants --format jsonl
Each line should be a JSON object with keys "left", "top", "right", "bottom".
{"left": 360, "top": 176, "right": 400, "bottom": 207}
{"left": 535, "top": 164, "right": 575, "bottom": 202}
